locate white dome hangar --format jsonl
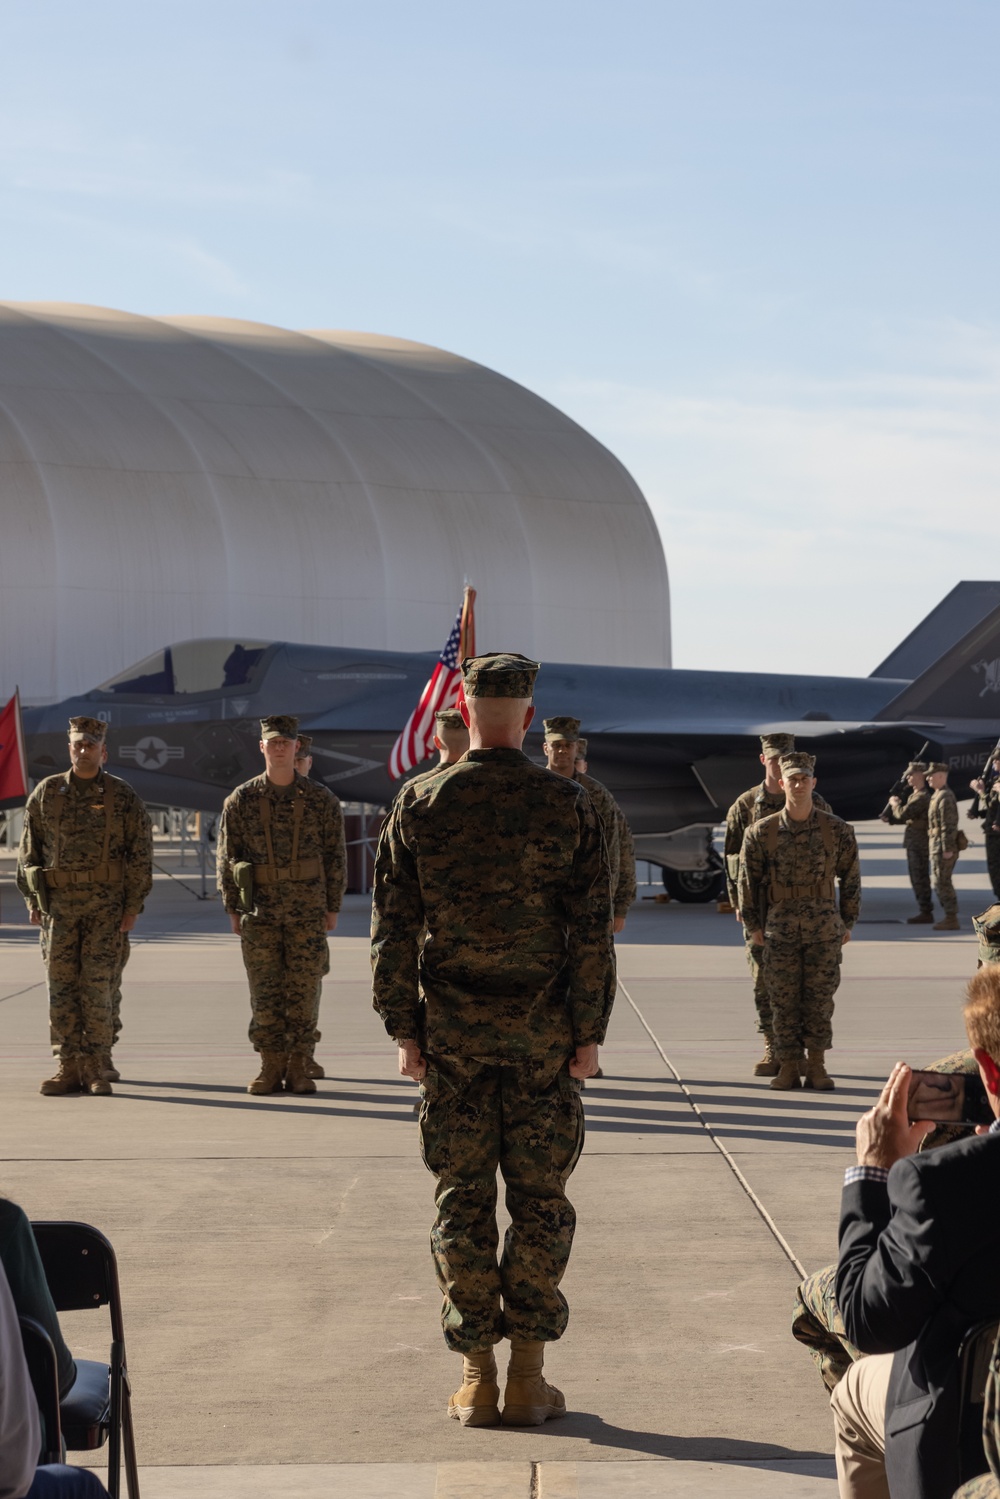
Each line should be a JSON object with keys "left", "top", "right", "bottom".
{"left": 0, "top": 303, "right": 671, "bottom": 704}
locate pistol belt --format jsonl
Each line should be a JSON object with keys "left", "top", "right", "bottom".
{"left": 252, "top": 859, "right": 323, "bottom": 885}
{"left": 46, "top": 862, "right": 124, "bottom": 889}
{"left": 768, "top": 879, "right": 835, "bottom": 902}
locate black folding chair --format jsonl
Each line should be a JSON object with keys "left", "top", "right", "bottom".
{"left": 957, "top": 1318, "right": 1000, "bottom": 1487}
{"left": 18, "top": 1315, "right": 63, "bottom": 1466}
{"left": 31, "top": 1220, "right": 140, "bottom": 1499}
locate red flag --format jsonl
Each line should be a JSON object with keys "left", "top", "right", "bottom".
{"left": 0, "top": 689, "right": 28, "bottom": 810}
{"left": 388, "top": 587, "right": 477, "bottom": 779}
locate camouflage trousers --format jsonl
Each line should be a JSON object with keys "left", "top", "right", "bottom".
{"left": 791, "top": 1263, "right": 862, "bottom": 1392}
{"left": 239, "top": 913, "right": 330, "bottom": 1054}
{"left": 957, "top": 1338, "right": 1000, "bottom": 1498}
{"left": 931, "top": 849, "right": 959, "bottom": 919}
{"left": 986, "top": 830, "right": 1000, "bottom": 904}
{"left": 111, "top": 931, "right": 130, "bottom": 1044}
{"left": 905, "top": 840, "right": 932, "bottom": 914}
{"left": 763, "top": 932, "right": 842, "bottom": 1060}
{"left": 955, "top": 1474, "right": 1000, "bottom": 1498}
{"left": 418, "top": 1054, "right": 585, "bottom": 1353}
{"left": 744, "top": 938, "right": 771, "bottom": 1036}
{"left": 40, "top": 894, "right": 122, "bottom": 1059}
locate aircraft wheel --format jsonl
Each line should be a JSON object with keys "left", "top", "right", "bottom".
{"left": 662, "top": 866, "right": 725, "bottom": 904}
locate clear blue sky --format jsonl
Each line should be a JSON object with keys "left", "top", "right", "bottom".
{"left": 2, "top": 0, "right": 997, "bottom": 675}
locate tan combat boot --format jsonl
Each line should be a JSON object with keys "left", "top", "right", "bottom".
{"left": 769, "top": 1060, "right": 802, "bottom": 1091}
{"left": 907, "top": 912, "right": 934, "bottom": 925}
{"left": 304, "top": 1053, "right": 325, "bottom": 1080}
{"left": 448, "top": 1348, "right": 500, "bottom": 1427}
{"left": 80, "top": 1056, "right": 112, "bottom": 1096}
{"left": 502, "top": 1339, "right": 567, "bottom": 1427}
{"left": 285, "top": 1053, "right": 318, "bottom": 1095}
{"left": 934, "top": 916, "right": 961, "bottom": 931}
{"left": 248, "top": 1052, "right": 286, "bottom": 1095}
{"left": 98, "top": 1053, "right": 120, "bottom": 1082}
{"left": 803, "top": 1050, "right": 835, "bottom": 1091}
{"left": 753, "top": 1036, "right": 779, "bottom": 1077}
{"left": 40, "top": 1059, "right": 82, "bottom": 1096}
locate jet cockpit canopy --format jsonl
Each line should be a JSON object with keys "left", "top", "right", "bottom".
{"left": 97, "top": 639, "right": 271, "bottom": 697}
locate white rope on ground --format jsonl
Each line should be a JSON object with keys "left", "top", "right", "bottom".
{"left": 618, "top": 977, "right": 808, "bottom": 1280}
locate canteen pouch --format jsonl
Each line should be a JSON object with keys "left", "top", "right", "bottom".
{"left": 233, "top": 860, "right": 255, "bottom": 914}
{"left": 24, "top": 866, "right": 49, "bottom": 916}
{"left": 956, "top": 829, "right": 970, "bottom": 853}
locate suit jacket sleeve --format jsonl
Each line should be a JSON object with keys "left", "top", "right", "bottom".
{"left": 836, "top": 1156, "right": 946, "bottom": 1356}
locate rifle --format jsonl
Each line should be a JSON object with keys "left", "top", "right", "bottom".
{"left": 879, "top": 741, "right": 930, "bottom": 822}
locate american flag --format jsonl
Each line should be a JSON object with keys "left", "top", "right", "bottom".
{"left": 388, "top": 588, "right": 476, "bottom": 780}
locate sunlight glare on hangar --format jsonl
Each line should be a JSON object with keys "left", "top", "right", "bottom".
{"left": 0, "top": 303, "right": 671, "bottom": 703}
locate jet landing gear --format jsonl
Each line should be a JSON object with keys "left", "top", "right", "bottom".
{"left": 661, "top": 863, "right": 725, "bottom": 904}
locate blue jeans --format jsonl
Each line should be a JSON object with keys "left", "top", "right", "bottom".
{"left": 28, "top": 1467, "right": 108, "bottom": 1498}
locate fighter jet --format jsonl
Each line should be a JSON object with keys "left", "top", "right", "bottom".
{"left": 20, "top": 583, "right": 1000, "bottom": 902}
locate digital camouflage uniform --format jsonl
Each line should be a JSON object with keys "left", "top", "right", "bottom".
{"left": 791, "top": 1047, "right": 978, "bottom": 1391}
{"left": 111, "top": 930, "right": 130, "bottom": 1043}
{"left": 974, "top": 907, "right": 1000, "bottom": 968}
{"left": 217, "top": 770, "right": 347, "bottom": 1057}
{"left": 725, "top": 779, "right": 831, "bottom": 1039}
{"left": 929, "top": 779, "right": 960, "bottom": 921}
{"left": 372, "top": 659, "right": 616, "bottom": 1354}
{"left": 614, "top": 806, "right": 638, "bottom": 920}
{"left": 887, "top": 784, "right": 933, "bottom": 916}
{"left": 738, "top": 804, "right": 861, "bottom": 1062}
{"left": 576, "top": 772, "right": 635, "bottom": 921}
{"left": 983, "top": 780, "right": 1000, "bottom": 904}
{"left": 17, "top": 767, "right": 152, "bottom": 1061}
{"left": 544, "top": 717, "right": 634, "bottom": 921}
{"left": 954, "top": 1331, "right": 1000, "bottom": 1497}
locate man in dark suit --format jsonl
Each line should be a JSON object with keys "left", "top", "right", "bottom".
{"left": 832, "top": 965, "right": 1000, "bottom": 1498}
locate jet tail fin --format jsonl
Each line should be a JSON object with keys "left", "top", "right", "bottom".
{"left": 871, "top": 581, "right": 1000, "bottom": 679}
{"left": 874, "top": 601, "right": 1000, "bottom": 721}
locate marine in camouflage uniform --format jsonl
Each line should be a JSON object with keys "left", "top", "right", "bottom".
{"left": 399, "top": 707, "right": 470, "bottom": 798}
{"left": 372, "top": 654, "right": 615, "bottom": 1428}
{"left": 724, "top": 734, "right": 832, "bottom": 1076}
{"left": 971, "top": 746, "right": 1000, "bottom": 905}
{"left": 974, "top": 907, "right": 1000, "bottom": 968}
{"left": 575, "top": 736, "right": 638, "bottom": 924}
{"left": 218, "top": 715, "right": 347, "bottom": 1096}
{"left": 543, "top": 717, "right": 635, "bottom": 930}
{"left": 16, "top": 716, "right": 152, "bottom": 1097}
{"left": 886, "top": 760, "right": 933, "bottom": 923}
{"left": 291, "top": 732, "right": 348, "bottom": 1082}
{"left": 928, "top": 762, "right": 961, "bottom": 929}
{"left": 739, "top": 752, "right": 860, "bottom": 1091}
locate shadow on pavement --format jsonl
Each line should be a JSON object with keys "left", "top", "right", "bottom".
{"left": 113, "top": 1090, "right": 415, "bottom": 1122}
{"left": 508, "top": 1411, "right": 832, "bottom": 1467}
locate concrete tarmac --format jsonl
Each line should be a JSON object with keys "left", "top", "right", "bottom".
{"left": 0, "top": 821, "right": 993, "bottom": 1496}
